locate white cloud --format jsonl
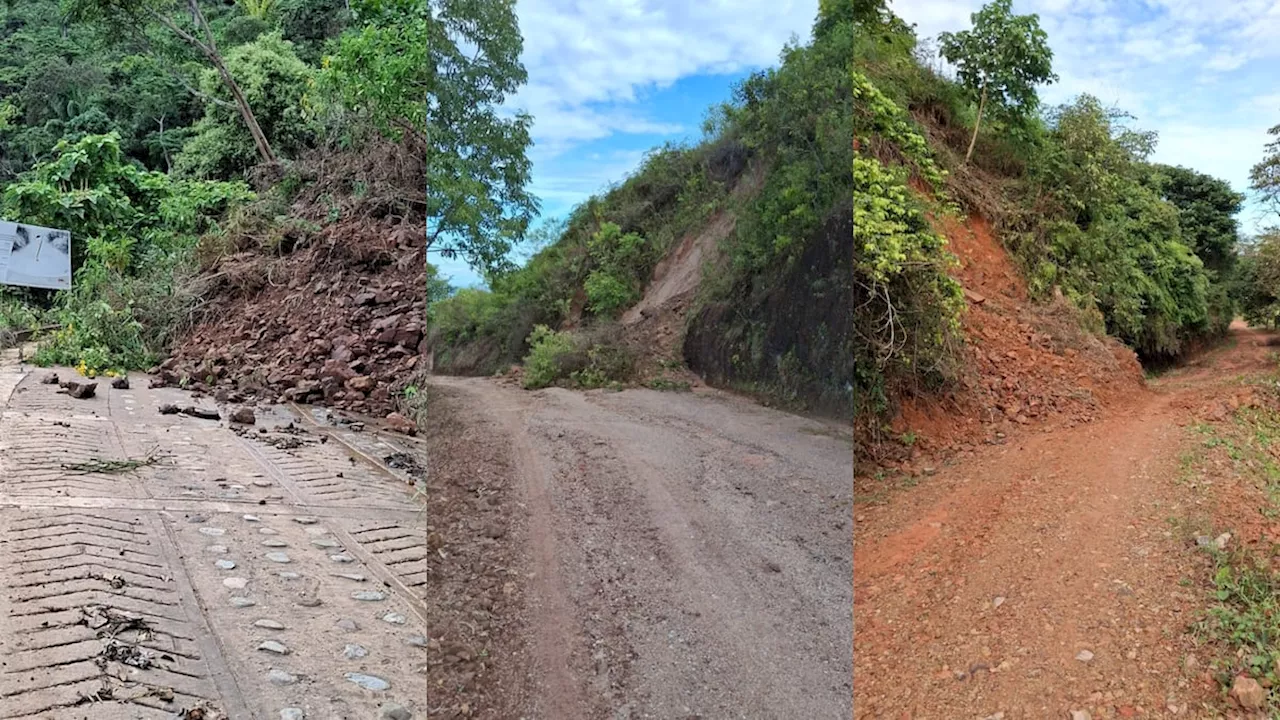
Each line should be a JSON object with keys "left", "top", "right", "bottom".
{"left": 893, "top": 0, "right": 1280, "bottom": 231}
{"left": 1206, "top": 52, "right": 1249, "bottom": 71}
{"left": 514, "top": 0, "right": 816, "bottom": 156}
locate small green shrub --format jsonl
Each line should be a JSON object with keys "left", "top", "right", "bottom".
{"left": 584, "top": 271, "right": 636, "bottom": 316}
{"left": 522, "top": 325, "right": 577, "bottom": 389}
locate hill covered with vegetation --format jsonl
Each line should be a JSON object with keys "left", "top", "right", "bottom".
{"left": 426, "top": 0, "right": 854, "bottom": 418}
{"left": 852, "top": 0, "right": 1267, "bottom": 442}
{"left": 0, "top": 0, "right": 427, "bottom": 421}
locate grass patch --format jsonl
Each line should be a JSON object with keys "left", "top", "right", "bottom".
{"left": 645, "top": 377, "right": 691, "bottom": 392}
{"left": 1196, "top": 550, "right": 1280, "bottom": 710}
{"left": 1178, "top": 392, "right": 1280, "bottom": 711}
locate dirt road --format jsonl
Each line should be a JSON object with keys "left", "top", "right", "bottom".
{"left": 428, "top": 376, "right": 853, "bottom": 719}
{"left": 854, "top": 323, "right": 1280, "bottom": 718}
{"left": 0, "top": 347, "right": 426, "bottom": 719}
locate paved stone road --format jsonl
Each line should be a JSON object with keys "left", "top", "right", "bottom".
{"left": 0, "top": 349, "right": 425, "bottom": 719}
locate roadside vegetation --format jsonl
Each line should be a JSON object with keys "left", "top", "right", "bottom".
{"left": 0, "top": 0, "right": 427, "bottom": 384}
{"left": 427, "top": 0, "right": 854, "bottom": 417}
{"left": 1168, "top": 385, "right": 1280, "bottom": 712}
{"left": 854, "top": 0, "right": 1250, "bottom": 438}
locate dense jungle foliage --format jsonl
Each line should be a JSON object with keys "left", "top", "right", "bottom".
{"left": 0, "top": 0, "right": 432, "bottom": 373}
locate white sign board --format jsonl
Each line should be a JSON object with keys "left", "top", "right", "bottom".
{"left": 0, "top": 221, "right": 71, "bottom": 290}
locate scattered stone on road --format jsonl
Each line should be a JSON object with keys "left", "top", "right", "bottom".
{"left": 231, "top": 406, "right": 256, "bottom": 424}
{"left": 380, "top": 703, "right": 413, "bottom": 720}
{"left": 346, "top": 672, "right": 391, "bottom": 691}
{"left": 257, "top": 640, "right": 290, "bottom": 655}
{"left": 60, "top": 381, "right": 96, "bottom": 399}
{"left": 1076, "top": 650, "right": 1095, "bottom": 662}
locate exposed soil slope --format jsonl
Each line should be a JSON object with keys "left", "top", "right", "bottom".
{"left": 870, "top": 213, "right": 1145, "bottom": 469}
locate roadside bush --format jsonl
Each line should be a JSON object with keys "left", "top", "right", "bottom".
{"left": 520, "top": 324, "right": 635, "bottom": 390}
{"left": 522, "top": 325, "right": 577, "bottom": 389}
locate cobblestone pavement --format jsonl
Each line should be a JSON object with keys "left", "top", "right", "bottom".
{"left": 0, "top": 349, "right": 426, "bottom": 719}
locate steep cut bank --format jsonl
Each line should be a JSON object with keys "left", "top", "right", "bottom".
{"left": 874, "top": 209, "right": 1146, "bottom": 469}
{"left": 428, "top": 5, "right": 853, "bottom": 418}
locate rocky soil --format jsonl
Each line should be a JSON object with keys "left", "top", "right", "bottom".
{"left": 161, "top": 216, "right": 424, "bottom": 430}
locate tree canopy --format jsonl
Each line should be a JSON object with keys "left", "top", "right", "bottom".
{"left": 420, "top": 0, "right": 537, "bottom": 277}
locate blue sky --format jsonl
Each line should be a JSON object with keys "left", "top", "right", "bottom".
{"left": 432, "top": 0, "right": 820, "bottom": 289}
{"left": 894, "top": 0, "right": 1280, "bottom": 234}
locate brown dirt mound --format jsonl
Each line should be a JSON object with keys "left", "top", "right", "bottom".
{"left": 873, "top": 212, "right": 1145, "bottom": 472}
{"left": 616, "top": 210, "right": 735, "bottom": 383}
{"left": 162, "top": 215, "right": 424, "bottom": 421}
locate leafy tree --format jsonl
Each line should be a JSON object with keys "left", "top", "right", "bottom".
{"left": 1147, "top": 163, "right": 1243, "bottom": 275}
{"left": 175, "top": 32, "right": 314, "bottom": 178}
{"left": 318, "top": 0, "right": 536, "bottom": 277}
{"left": 938, "top": 0, "right": 1057, "bottom": 163}
{"left": 1236, "top": 232, "right": 1280, "bottom": 327}
{"left": 68, "top": 0, "right": 280, "bottom": 165}
{"left": 1252, "top": 124, "right": 1280, "bottom": 216}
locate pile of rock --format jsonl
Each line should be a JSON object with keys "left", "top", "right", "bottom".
{"left": 159, "top": 239, "right": 424, "bottom": 433}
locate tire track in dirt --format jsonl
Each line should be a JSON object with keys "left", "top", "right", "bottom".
{"left": 854, "top": 322, "right": 1278, "bottom": 719}
{"left": 432, "top": 375, "right": 853, "bottom": 719}
{"left": 478, "top": 387, "right": 590, "bottom": 720}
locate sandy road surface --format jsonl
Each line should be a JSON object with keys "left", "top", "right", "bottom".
{"left": 0, "top": 348, "right": 426, "bottom": 719}
{"left": 431, "top": 376, "right": 853, "bottom": 719}
{"left": 854, "top": 323, "right": 1280, "bottom": 718}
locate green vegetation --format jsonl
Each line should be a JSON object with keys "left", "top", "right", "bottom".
{"left": 854, "top": 0, "right": 1247, "bottom": 434}
{"left": 1178, "top": 394, "right": 1280, "bottom": 711}
{"left": 418, "top": 0, "right": 536, "bottom": 277}
{"left": 429, "top": 0, "right": 854, "bottom": 415}
{"left": 428, "top": 140, "right": 726, "bottom": 380}
{"left": 0, "top": 0, "right": 431, "bottom": 376}
{"left": 937, "top": 0, "right": 1057, "bottom": 163}
{"left": 1234, "top": 117, "right": 1280, "bottom": 327}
